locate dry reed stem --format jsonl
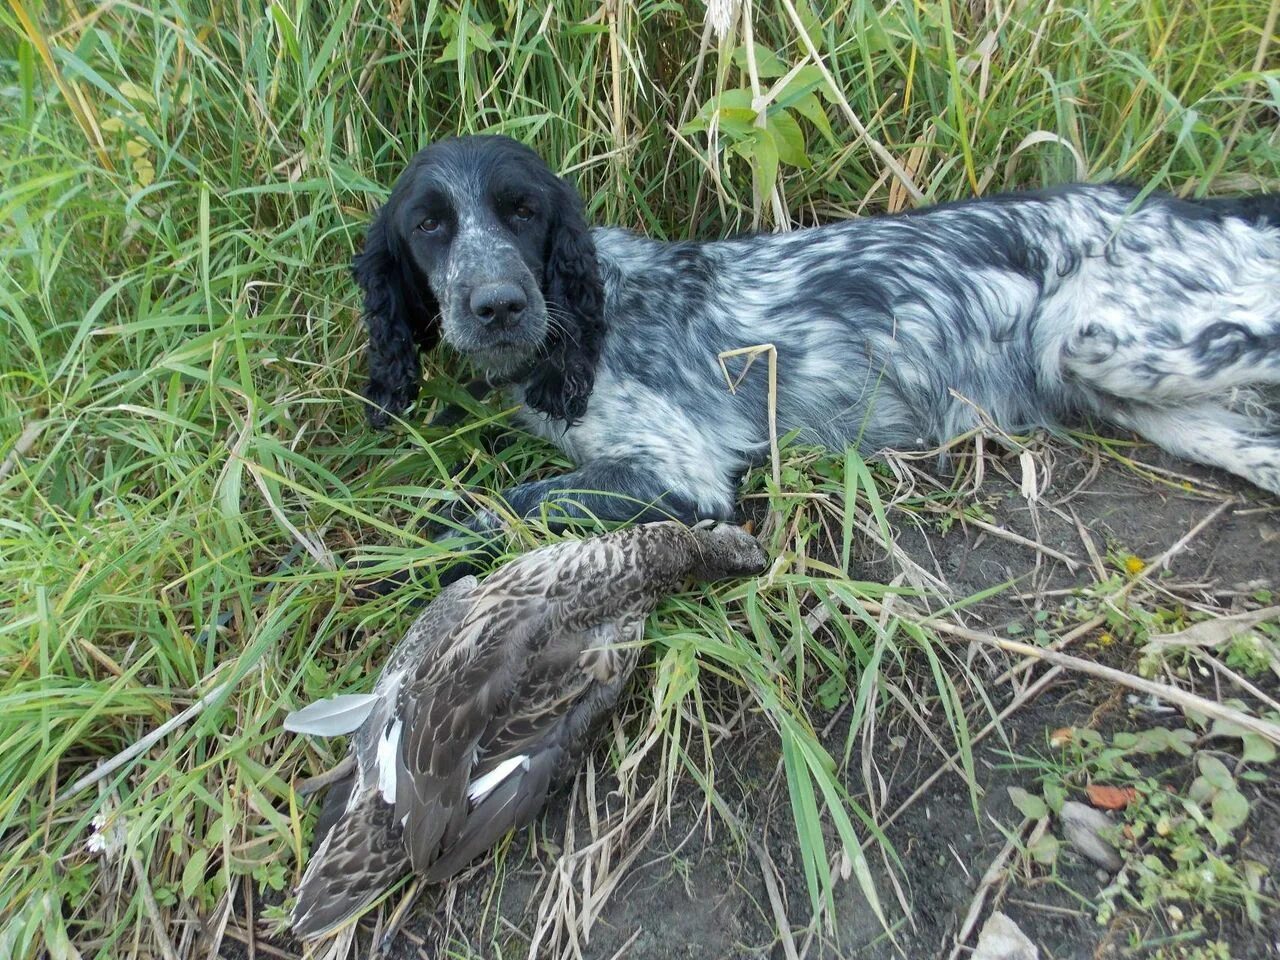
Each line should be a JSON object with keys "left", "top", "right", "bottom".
{"left": 0, "top": 418, "right": 44, "bottom": 482}
{"left": 776, "top": 0, "right": 923, "bottom": 203}
{"left": 718, "top": 344, "right": 780, "bottom": 490}
{"left": 866, "top": 600, "right": 1280, "bottom": 746}
{"left": 129, "top": 846, "right": 180, "bottom": 960}
{"left": 945, "top": 816, "right": 1029, "bottom": 960}
{"left": 57, "top": 676, "right": 235, "bottom": 804}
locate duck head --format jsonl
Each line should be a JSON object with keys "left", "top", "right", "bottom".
{"left": 686, "top": 520, "right": 770, "bottom": 581}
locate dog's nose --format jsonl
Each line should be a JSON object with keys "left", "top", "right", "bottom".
{"left": 470, "top": 283, "right": 527, "bottom": 329}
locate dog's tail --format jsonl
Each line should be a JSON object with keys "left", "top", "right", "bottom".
{"left": 1184, "top": 193, "right": 1280, "bottom": 228}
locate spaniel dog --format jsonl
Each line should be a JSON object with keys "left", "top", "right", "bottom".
{"left": 354, "top": 134, "right": 1280, "bottom": 544}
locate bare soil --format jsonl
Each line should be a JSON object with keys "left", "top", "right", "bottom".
{"left": 371, "top": 444, "right": 1280, "bottom": 960}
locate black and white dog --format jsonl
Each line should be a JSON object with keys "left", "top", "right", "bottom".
{"left": 354, "top": 134, "right": 1279, "bottom": 536}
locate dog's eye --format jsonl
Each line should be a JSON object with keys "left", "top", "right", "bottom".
{"left": 513, "top": 204, "right": 534, "bottom": 222}
{"left": 419, "top": 217, "right": 441, "bottom": 233}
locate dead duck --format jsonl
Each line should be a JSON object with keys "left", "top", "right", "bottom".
{"left": 284, "top": 520, "right": 767, "bottom": 939}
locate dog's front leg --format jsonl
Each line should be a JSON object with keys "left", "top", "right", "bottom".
{"left": 351, "top": 460, "right": 732, "bottom": 594}
{"left": 497, "top": 458, "right": 720, "bottom": 526}
{"left": 428, "top": 458, "right": 731, "bottom": 585}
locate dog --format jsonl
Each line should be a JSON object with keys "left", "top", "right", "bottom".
{"left": 353, "top": 134, "right": 1280, "bottom": 541}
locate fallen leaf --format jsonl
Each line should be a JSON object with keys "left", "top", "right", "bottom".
{"left": 1049, "top": 727, "right": 1073, "bottom": 748}
{"left": 1086, "top": 784, "right": 1137, "bottom": 810}
{"left": 1143, "top": 606, "right": 1280, "bottom": 651}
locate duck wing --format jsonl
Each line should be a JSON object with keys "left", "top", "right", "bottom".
{"left": 392, "top": 610, "right": 536, "bottom": 872}
{"left": 421, "top": 617, "right": 645, "bottom": 881}
{"left": 395, "top": 528, "right": 683, "bottom": 874}
{"left": 289, "top": 576, "right": 480, "bottom": 939}
{"left": 289, "top": 787, "right": 408, "bottom": 939}
{"left": 379, "top": 574, "right": 481, "bottom": 679}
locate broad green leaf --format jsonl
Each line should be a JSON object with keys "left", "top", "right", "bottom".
{"left": 776, "top": 65, "right": 826, "bottom": 105}
{"left": 731, "top": 44, "right": 788, "bottom": 78}
{"left": 1197, "top": 753, "right": 1234, "bottom": 791}
{"left": 1241, "top": 734, "right": 1276, "bottom": 765}
{"left": 716, "top": 108, "right": 760, "bottom": 138}
{"left": 1028, "top": 832, "right": 1059, "bottom": 865}
{"left": 1043, "top": 779, "right": 1067, "bottom": 814}
{"left": 1211, "top": 789, "right": 1249, "bottom": 831}
{"left": 698, "top": 88, "right": 755, "bottom": 117}
{"left": 732, "top": 128, "right": 779, "bottom": 203}
{"left": 1007, "top": 786, "right": 1048, "bottom": 820}
{"left": 1188, "top": 774, "right": 1215, "bottom": 805}
{"left": 794, "top": 0, "right": 824, "bottom": 49}
{"left": 182, "top": 848, "right": 208, "bottom": 898}
{"left": 767, "top": 110, "right": 809, "bottom": 167}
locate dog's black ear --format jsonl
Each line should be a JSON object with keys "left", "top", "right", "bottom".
{"left": 351, "top": 205, "right": 439, "bottom": 428}
{"left": 525, "top": 175, "right": 605, "bottom": 424}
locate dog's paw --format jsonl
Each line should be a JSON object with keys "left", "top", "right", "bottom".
{"left": 364, "top": 378, "right": 416, "bottom": 428}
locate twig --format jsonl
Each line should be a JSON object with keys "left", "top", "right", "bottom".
{"left": 0, "top": 419, "right": 45, "bottom": 482}
{"left": 1111, "top": 499, "right": 1234, "bottom": 603}
{"left": 222, "top": 925, "right": 301, "bottom": 960}
{"left": 945, "top": 816, "right": 1028, "bottom": 960}
{"left": 874, "top": 666, "right": 1063, "bottom": 837}
{"left": 1071, "top": 505, "right": 1108, "bottom": 582}
{"left": 1004, "top": 898, "right": 1089, "bottom": 919}
{"left": 957, "top": 514, "right": 1081, "bottom": 570}
{"left": 992, "top": 499, "right": 1233, "bottom": 689}
{"left": 748, "top": 835, "right": 801, "bottom": 960}
{"left": 204, "top": 893, "right": 233, "bottom": 960}
{"left": 57, "top": 677, "right": 233, "bottom": 803}
{"left": 718, "top": 344, "right": 780, "bottom": 489}
{"left": 991, "top": 615, "right": 1106, "bottom": 688}
{"left": 1205, "top": 655, "right": 1280, "bottom": 718}
{"left": 243, "top": 875, "right": 257, "bottom": 960}
{"left": 867, "top": 601, "right": 1280, "bottom": 746}
{"left": 129, "top": 847, "right": 180, "bottom": 960}
{"left": 604, "top": 927, "right": 643, "bottom": 960}
{"left": 296, "top": 755, "right": 355, "bottom": 796}
{"left": 883, "top": 680, "right": 973, "bottom": 790}
{"left": 379, "top": 877, "right": 425, "bottom": 956}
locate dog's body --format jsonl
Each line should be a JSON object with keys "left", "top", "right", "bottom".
{"left": 356, "top": 136, "right": 1280, "bottom": 530}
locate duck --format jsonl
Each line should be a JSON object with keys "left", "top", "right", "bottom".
{"left": 284, "top": 520, "right": 767, "bottom": 939}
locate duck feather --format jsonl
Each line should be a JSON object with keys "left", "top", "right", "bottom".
{"left": 288, "top": 522, "right": 767, "bottom": 940}
{"left": 283, "top": 694, "right": 380, "bottom": 736}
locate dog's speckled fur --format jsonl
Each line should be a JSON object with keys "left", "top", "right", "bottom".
{"left": 355, "top": 135, "right": 1280, "bottom": 529}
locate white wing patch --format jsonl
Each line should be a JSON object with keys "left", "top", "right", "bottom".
{"left": 377, "top": 719, "right": 402, "bottom": 803}
{"left": 283, "top": 693, "right": 380, "bottom": 736}
{"left": 467, "top": 755, "right": 529, "bottom": 803}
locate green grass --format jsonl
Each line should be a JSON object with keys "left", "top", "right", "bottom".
{"left": 1, "top": 0, "right": 1277, "bottom": 956}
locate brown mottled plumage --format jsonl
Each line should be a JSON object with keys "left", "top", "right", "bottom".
{"left": 284, "top": 521, "right": 767, "bottom": 939}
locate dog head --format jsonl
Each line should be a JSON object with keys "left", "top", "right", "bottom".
{"left": 353, "top": 135, "right": 604, "bottom": 426}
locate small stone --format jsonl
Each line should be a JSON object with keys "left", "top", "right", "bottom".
{"left": 973, "top": 911, "right": 1039, "bottom": 960}
{"left": 1060, "top": 801, "right": 1124, "bottom": 872}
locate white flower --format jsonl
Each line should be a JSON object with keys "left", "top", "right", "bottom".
{"left": 85, "top": 809, "right": 124, "bottom": 860}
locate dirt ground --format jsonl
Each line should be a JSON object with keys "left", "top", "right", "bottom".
{"left": 366, "top": 444, "right": 1280, "bottom": 960}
